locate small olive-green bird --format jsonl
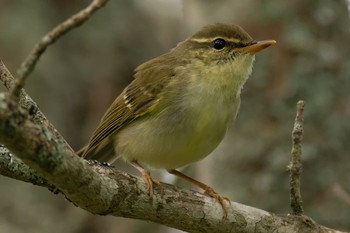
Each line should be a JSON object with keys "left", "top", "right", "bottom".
{"left": 77, "top": 23, "right": 275, "bottom": 216}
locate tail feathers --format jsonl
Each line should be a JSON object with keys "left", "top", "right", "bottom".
{"left": 76, "top": 142, "right": 116, "bottom": 163}
{"left": 76, "top": 145, "right": 88, "bottom": 157}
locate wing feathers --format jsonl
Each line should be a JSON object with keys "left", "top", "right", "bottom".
{"left": 81, "top": 56, "right": 176, "bottom": 160}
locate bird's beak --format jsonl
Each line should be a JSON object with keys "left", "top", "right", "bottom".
{"left": 239, "top": 40, "right": 276, "bottom": 53}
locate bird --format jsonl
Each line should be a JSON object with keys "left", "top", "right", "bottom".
{"left": 77, "top": 23, "right": 276, "bottom": 217}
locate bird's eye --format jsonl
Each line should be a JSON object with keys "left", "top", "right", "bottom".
{"left": 213, "top": 38, "right": 226, "bottom": 50}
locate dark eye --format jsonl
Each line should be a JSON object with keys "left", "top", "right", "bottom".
{"left": 213, "top": 38, "right": 226, "bottom": 50}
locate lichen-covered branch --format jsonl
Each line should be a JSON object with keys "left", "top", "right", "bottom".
{"left": 288, "top": 100, "right": 305, "bottom": 215}
{"left": 0, "top": 146, "right": 58, "bottom": 192}
{"left": 13, "top": 0, "right": 109, "bottom": 98}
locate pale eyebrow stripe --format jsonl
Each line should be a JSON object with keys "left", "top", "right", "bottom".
{"left": 190, "top": 37, "right": 241, "bottom": 44}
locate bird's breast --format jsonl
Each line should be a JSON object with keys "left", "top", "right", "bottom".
{"left": 115, "top": 69, "right": 241, "bottom": 169}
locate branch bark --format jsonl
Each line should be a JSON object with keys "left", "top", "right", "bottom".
{"left": 0, "top": 146, "right": 56, "bottom": 191}
{"left": 0, "top": 62, "right": 345, "bottom": 233}
{"left": 288, "top": 100, "right": 305, "bottom": 215}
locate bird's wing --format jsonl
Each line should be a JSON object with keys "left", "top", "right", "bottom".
{"left": 81, "top": 56, "right": 177, "bottom": 160}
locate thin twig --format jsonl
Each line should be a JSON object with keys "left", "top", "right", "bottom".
{"left": 288, "top": 100, "right": 305, "bottom": 215}
{"left": 12, "top": 0, "right": 109, "bottom": 99}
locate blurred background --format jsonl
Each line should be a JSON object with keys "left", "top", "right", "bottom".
{"left": 0, "top": 0, "right": 350, "bottom": 232}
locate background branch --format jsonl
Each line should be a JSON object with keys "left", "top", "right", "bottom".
{"left": 13, "top": 0, "right": 109, "bottom": 98}
{"left": 288, "top": 100, "right": 305, "bottom": 215}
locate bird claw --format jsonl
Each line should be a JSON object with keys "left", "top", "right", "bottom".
{"left": 141, "top": 170, "right": 161, "bottom": 197}
{"left": 204, "top": 187, "right": 231, "bottom": 219}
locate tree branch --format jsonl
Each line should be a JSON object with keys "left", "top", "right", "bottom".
{"left": 13, "top": 0, "right": 109, "bottom": 98}
{"left": 0, "top": 146, "right": 56, "bottom": 190}
{"left": 0, "top": 62, "right": 345, "bottom": 232}
{"left": 288, "top": 100, "right": 305, "bottom": 215}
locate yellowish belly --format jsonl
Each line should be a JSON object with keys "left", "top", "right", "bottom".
{"left": 115, "top": 98, "right": 239, "bottom": 169}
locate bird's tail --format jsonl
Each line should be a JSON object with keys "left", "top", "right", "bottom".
{"left": 76, "top": 142, "right": 116, "bottom": 163}
{"left": 76, "top": 145, "right": 88, "bottom": 157}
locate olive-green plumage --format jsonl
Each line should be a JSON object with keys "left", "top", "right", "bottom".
{"left": 78, "top": 23, "right": 275, "bottom": 170}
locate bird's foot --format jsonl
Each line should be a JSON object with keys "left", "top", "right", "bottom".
{"left": 131, "top": 160, "right": 162, "bottom": 196}
{"left": 204, "top": 186, "right": 231, "bottom": 219}
{"left": 140, "top": 170, "right": 161, "bottom": 197}
{"left": 167, "top": 169, "right": 231, "bottom": 219}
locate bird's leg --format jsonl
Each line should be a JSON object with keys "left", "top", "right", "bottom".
{"left": 131, "top": 161, "right": 161, "bottom": 197}
{"left": 168, "top": 169, "right": 231, "bottom": 218}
